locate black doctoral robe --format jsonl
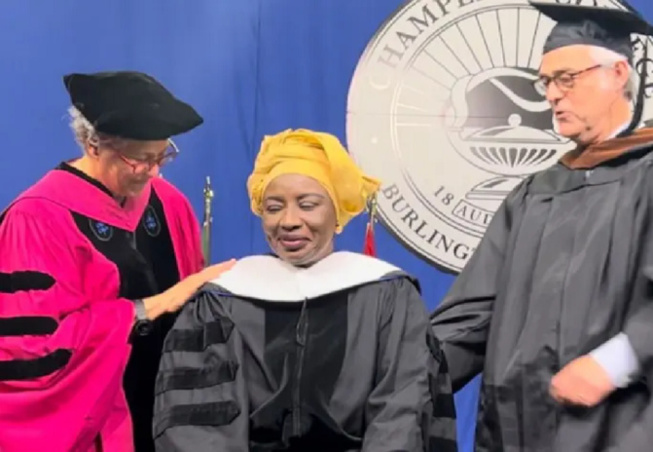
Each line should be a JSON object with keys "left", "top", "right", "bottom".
{"left": 430, "top": 143, "right": 653, "bottom": 451}
{"left": 153, "top": 251, "right": 458, "bottom": 451}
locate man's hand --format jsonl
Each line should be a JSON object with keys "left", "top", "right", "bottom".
{"left": 549, "top": 355, "right": 616, "bottom": 407}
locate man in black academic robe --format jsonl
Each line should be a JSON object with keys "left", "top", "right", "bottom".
{"left": 430, "top": 2, "right": 653, "bottom": 450}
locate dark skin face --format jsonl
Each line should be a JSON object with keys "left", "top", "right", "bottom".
{"left": 261, "top": 173, "right": 337, "bottom": 267}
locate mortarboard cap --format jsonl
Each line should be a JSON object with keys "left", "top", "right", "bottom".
{"left": 530, "top": 1, "right": 653, "bottom": 60}
{"left": 63, "top": 71, "right": 204, "bottom": 141}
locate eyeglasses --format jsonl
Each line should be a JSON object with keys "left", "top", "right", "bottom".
{"left": 116, "top": 140, "right": 180, "bottom": 173}
{"left": 533, "top": 64, "right": 604, "bottom": 96}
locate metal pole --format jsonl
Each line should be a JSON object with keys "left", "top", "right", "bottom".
{"left": 202, "top": 176, "right": 214, "bottom": 266}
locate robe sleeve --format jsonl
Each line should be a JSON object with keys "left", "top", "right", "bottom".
{"left": 598, "top": 168, "right": 653, "bottom": 450}
{"left": 617, "top": 174, "right": 653, "bottom": 380}
{"left": 604, "top": 368, "right": 653, "bottom": 451}
{"left": 429, "top": 186, "right": 521, "bottom": 391}
{"left": 362, "top": 277, "right": 458, "bottom": 452}
{"left": 624, "top": 304, "right": 653, "bottom": 377}
{"left": 152, "top": 288, "right": 248, "bottom": 451}
{"left": 0, "top": 206, "right": 135, "bottom": 451}
{"left": 624, "top": 274, "right": 653, "bottom": 376}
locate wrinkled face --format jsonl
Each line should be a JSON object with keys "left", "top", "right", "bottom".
{"left": 538, "top": 45, "right": 630, "bottom": 143}
{"left": 261, "top": 174, "right": 337, "bottom": 267}
{"left": 89, "top": 138, "right": 177, "bottom": 197}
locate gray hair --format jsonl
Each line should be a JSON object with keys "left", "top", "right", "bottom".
{"left": 67, "top": 106, "right": 127, "bottom": 151}
{"left": 589, "top": 46, "right": 639, "bottom": 101}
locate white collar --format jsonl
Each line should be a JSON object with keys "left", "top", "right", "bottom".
{"left": 209, "top": 251, "right": 403, "bottom": 302}
{"left": 607, "top": 120, "right": 631, "bottom": 139}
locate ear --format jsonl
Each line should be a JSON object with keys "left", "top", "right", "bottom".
{"left": 613, "top": 60, "right": 631, "bottom": 91}
{"left": 86, "top": 145, "right": 100, "bottom": 158}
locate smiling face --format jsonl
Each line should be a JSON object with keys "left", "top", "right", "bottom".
{"left": 261, "top": 173, "right": 337, "bottom": 267}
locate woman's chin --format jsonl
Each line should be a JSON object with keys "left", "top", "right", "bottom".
{"left": 273, "top": 241, "right": 334, "bottom": 267}
{"left": 277, "top": 247, "right": 320, "bottom": 267}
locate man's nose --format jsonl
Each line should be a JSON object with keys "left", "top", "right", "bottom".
{"left": 545, "top": 81, "right": 564, "bottom": 103}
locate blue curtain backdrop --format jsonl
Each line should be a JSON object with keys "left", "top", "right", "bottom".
{"left": 1, "top": 1, "right": 651, "bottom": 450}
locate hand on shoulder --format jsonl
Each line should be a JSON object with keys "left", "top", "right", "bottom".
{"left": 143, "top": 259, "right": 237, "bottom": 319}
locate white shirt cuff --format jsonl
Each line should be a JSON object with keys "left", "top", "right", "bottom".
{"left": 589, "top": 332, "right": 641, "bottom": 388}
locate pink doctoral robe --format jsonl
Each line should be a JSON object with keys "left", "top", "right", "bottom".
{"left": 0, "top": 163, "right": 203, "bottom": 452}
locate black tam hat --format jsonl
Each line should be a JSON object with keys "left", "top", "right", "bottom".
{"left": 63, "top": 71, "right": 204, "bottom": 141}
{"left": 530, "top": 1, "right": 653, "bottom": 135}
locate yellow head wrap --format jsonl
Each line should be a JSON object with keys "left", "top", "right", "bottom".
{"left": 247, "top": 128, "right": 381, "bottom": 233}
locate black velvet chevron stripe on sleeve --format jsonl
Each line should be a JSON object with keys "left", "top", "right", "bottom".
{"left": 162, "top": 318, "right": 235, "bottom": 353}
{"left": 0, "top": 271, "right": 55, "bottom": 293}
{"left": 0, "top": 349, "right": 72, "bottom": 381}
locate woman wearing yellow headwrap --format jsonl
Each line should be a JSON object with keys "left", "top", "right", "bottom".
{"left": 153, "top": 129, "right": 458, "bottom": 452}
{"left": 246, "top": 128, "right": 381, "bottom": 265}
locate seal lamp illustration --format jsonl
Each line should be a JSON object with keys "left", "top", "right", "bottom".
{"left": 442, "top": 66, "right": 570, "bottom": 200}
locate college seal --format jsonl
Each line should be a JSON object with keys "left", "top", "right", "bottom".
{"left": 346, "top": 0, "right": 653, "bottom": 272}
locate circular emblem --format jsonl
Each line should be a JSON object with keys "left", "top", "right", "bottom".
{"left": 89, "top": 219, "right": 113, "bottom": 242}
{"left": 142, "top": 205, "right": 161, "bottom": 237}
{"left": 346, "top": 0, "right": 653, "bottom": 273}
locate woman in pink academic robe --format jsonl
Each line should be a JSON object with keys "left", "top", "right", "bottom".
{"left": 0, "top": 71, "right": 235, "bottom": 452}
